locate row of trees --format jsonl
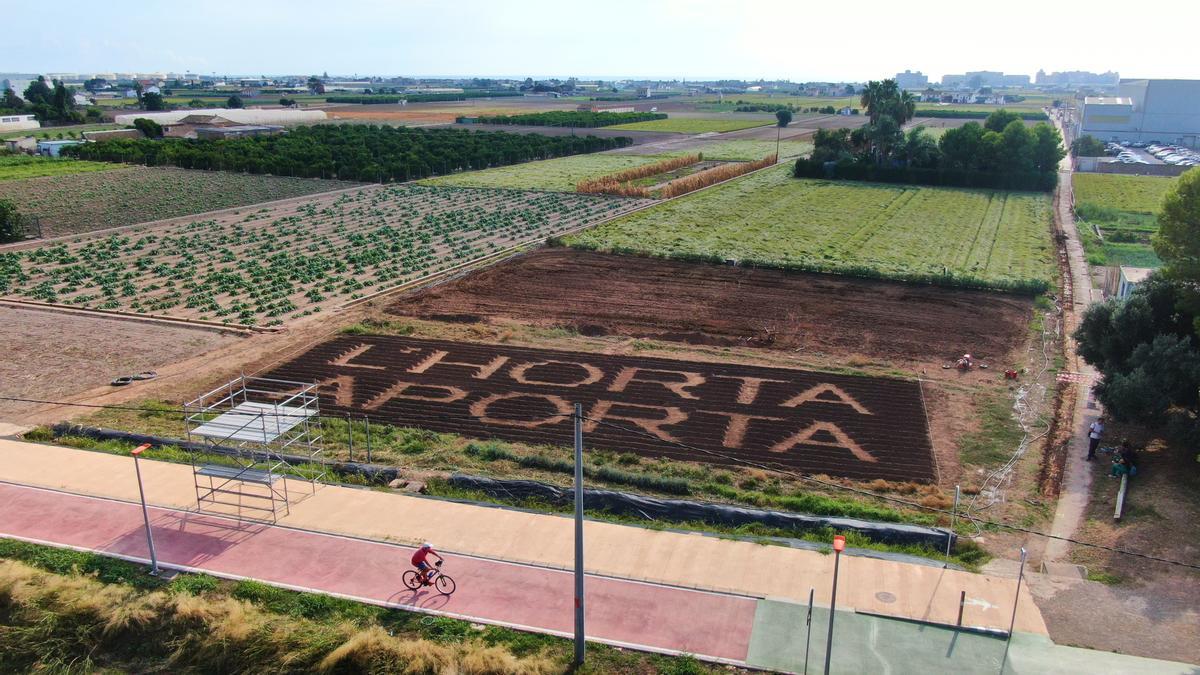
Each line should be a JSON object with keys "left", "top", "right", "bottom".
{"left": 802, "top": 97, "right": 1064, "bottom": 190}
{"left": 3, "top": 76, "right": 97, "bottom": 123}
{"left": 462, "top": 111, "right": 666, "bottom": 127}
{"left": 64, "top": 124, "right": 633, "bottom": 182}
{"left": 1076, "top": 169, "right": 1200, "bottom": 444}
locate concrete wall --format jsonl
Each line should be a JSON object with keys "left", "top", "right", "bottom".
{"left": 1075, "top": 156, "right": 1191, "bottom": 176}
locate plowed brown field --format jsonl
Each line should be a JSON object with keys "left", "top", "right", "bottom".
{"left": 387, "top": 249, "right": 1032, "bottom": 369}
{"left": 261, "top": 336, "right": 935, "bottom": 482}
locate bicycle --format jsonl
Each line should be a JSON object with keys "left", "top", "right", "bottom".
{"left": 403, "top": 560, "right": 456, "bottom": 595}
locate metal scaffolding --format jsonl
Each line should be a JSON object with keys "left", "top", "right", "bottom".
{"left": 184, "top": 375, "right": 324, "bottom": 522}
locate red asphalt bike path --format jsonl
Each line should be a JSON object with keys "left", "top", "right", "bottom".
{"left": 0, "top": 482, "right": 756, "bottom": 662}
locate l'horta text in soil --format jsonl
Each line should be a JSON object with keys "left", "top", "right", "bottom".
{"left": 263, "top": 336, "right": 935, "bottom": 482}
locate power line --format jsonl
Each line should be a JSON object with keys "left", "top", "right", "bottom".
{"left": 4, "top": 395, "right": 1197, "bottom": 571}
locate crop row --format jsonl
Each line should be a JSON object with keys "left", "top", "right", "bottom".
{"left": 0, "top": 185, "right": 653, "bottom": 326}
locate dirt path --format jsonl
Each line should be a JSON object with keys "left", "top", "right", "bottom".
{"left": 1043, "top": 129, "right": 1103, "bottom": 563}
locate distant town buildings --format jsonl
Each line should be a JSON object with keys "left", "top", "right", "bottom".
{"left": 940, "top": 71, "right": 1031, "bottom": 88}
{"left": 1078, "top": 79, "right": 1200, "bottom": 148}
{"left": 894, "top": 70, "right": 928, "bottom": 89}
{"left": 1036, "top": 70, "right": 1120, "bottom": 87}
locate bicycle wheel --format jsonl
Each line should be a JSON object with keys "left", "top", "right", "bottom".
{"left": 402, "top": 570, "right": 422, "bottom": 590}
{"left": 435, "top": 573, "right": 456, "bottom": 596}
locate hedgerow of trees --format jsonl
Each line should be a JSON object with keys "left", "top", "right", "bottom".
{"left": 1075, "top": 169, "right": 1200, "bottom": 443}
{"left": 461, "top": 111, "right": 666, "bottom": 127}
{"left": 11, "top": 76, "right": 84, "bottom": 123}
{"left": 796, "top": 89, "right": 1065, "bottom": 192}
{"left": 64, "top": 124, "right": 634, "bottom": 182}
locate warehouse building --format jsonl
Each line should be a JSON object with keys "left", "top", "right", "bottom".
{"left": 1078, "top": 79, "right": 1200, "bottom": 148}
{"left": 114, "top": 108, "right": 327, "bottom": 127}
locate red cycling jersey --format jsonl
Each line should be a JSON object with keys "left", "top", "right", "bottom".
{"left": 412, "top": 548, "right": 435, "bottom": 566}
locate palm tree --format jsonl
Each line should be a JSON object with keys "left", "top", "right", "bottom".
{"left": 898, "top": 90, "right": 916, "bottom": 124}
{"left": 860, "top": 81, "right": 883, "bottom": 124}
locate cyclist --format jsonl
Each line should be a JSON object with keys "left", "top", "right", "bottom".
{"left": 411, "top": 542, "right": 443, "bottom": 586}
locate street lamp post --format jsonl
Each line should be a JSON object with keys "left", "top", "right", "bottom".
{"left": 823, "top": 534, "right": 845, "bottom": 675}
{"left": 131, "top": 443, "right": 160, "bottom": 576}
{"left": 999, "top": 547, "right": 1028, "bottom": 674}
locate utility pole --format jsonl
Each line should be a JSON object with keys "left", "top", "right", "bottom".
{"left": 573, "top": 402, "right": 586, "bottom": 666}
{"left": 1000, "top": 547, "right": 1027, "bottom": 674}
{"left": 824, "top": 534, "right": 845, "bottom": 675}
{"left": 131, "top": 444, "right": 160, "bottom": 576}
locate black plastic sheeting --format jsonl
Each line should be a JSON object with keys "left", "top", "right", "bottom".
{"left": 50, "top": 424, "right": 401, "bottom": 483}
{"left": 49, "top": 424, "right": 953, "bottom": 549}
{"left": 449, "top": 474, "right": 955, "bottom": 549}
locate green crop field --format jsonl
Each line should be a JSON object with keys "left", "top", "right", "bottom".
{"left": 566, "top": 165, "right": 1055, "bottom": 291}
{"left": 605, "top": 117, "right": 769, "bottom": 134}
{"left": 0, "top": 186, "right": 652, "bottom": 326}
{"left": 0, "top": 156, "right": 119, "bottom": 181}
{"left": 1073, "top": 173, "right": 1178, "bottom": 214}
{"left": 665, "top": 139, "right": 812, "bottom": 161}
{"left": 0, "top": 167, "right": 362, "bottom": 238}
{"left": 1072, "top": 173, "right": 1180, "bottom": 268}
{"left": 419, "top": 153, "right": 669, "bottom": 191}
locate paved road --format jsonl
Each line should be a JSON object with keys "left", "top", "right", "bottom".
{"left": 0, "top": 481, "right": 756, "bottom": 662}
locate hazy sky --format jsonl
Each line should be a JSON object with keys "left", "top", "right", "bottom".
{"left": 5, "top": 0, "right": 1198, "bottom": 81}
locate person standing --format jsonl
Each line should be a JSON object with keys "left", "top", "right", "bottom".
{"left": 1086, "top": 417, "right": 1105, "bottom": 460}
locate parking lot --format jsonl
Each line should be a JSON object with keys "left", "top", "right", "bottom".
{"left": 1104, "top": 141, "right": 1199, "bottom": 167}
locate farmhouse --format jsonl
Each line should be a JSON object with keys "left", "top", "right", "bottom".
{"left": 195, "top": 124, "right": 284, "bottom": 140}
{"left": 36, "top": 139, "right": 83, "bottom": 157}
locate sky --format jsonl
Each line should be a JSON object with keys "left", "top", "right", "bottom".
{"left": 5, "top": 0, "right": 1199, "bottom": 82}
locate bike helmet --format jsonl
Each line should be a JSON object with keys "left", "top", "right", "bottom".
{"left": 421, "top": 542, "right": 433, "bottom": 549}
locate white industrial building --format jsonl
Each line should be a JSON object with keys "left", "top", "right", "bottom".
{"left": 0, "top": 114, "right": 40, "bottom": 132}
{"left": 114, "top": 108, "right": 327, "bottom": 127}
{"left": 1078, "top": 79, "right": 1200, "bottom": 148}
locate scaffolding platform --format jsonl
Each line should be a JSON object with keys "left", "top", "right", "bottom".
{"left": 184, "top": 376, "right": 324, "bottom": 522}
{"left": 191, "top": 401, "right": 314, "bottom": 445}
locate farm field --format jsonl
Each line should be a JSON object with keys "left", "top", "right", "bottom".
{"left": 1073, "top": 173, "right": 1178, "bottom": 268}
{"left": 605, "top": 117, "right": 770, "bottom": 134}
{"left": 388, "top": 248, "right": 1033, "bottom": 371}
{"left": 566, "top": 165, "right": 1056, "bottom": 290}
{"left": 0, "top": 306, "right": 233, "bottom": 418}
{"left": 1073, "top": 173, "right": 1177, "bottom": 214}
{"left": 420, "top": 153, "right": 670, "bottom": 191}
{"left": 261, "top": 335, "right": 937, "bottom": 482}
{"left": 0, "top": 185, "right": 652, "bottom": 326}
{"left": 0, "top": 156, "right": 118, "bottom": 181}
{"left": 680, "top": 139, "right": 811, "bottom": 160}
{"left": 0, "top": 167, "right": 361, "bottom": 238}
